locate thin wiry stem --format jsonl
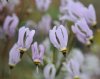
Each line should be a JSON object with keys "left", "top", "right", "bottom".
{"left": 55, "top": 32, "right": 75, "bottom": 76}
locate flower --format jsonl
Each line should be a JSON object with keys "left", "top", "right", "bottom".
{"left": 17, "top": 26, "right": 35, "bottom": 54}
{"left": 0, "top": 0, "right": 20, "bottom": 11}
{"left": 31, "top": 42, "right": 45, "bottom": 65}
{"left": 44, "top": 64, "right": 56, "bottom": 79}
{"left": 63, "top": 59, "right": 80, "bottom": 79}
{"left": 38, "top": 14, "right": 52, "bottom": 34}
{"left": 3, "top": 13, "right": 19, "bottom": 37}
{"left": 35, "top": 0, "right": 52, "bottom": 12}
{"left": 59, "top": 0, "right": 85, "bottom": 22}
{"left": 59, "top": 0, "right": 96, "bottom": 26}
{"left": 8, "top": 44, "right": 20, "bottom": 69}
{"left": 71, "top": 18, "right": 93, "bottom": 46}
{"left": 83, "top": 4, "right": 96, "bottom": 26}
{"left": 49, "top": 25, "right": 68, "bottom": 55}
{"left": 81, "top": 54, "right": 100, "bottom": 75}
{"left": 70, "top": 48, "right": 84, "bottom": 66}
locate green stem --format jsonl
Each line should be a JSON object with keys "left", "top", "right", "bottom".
{"left": 1, "top": 37, "right": 12, "bottom": 79}
{"left": 53, "top": 47, "right": 57, "bottom": 65}
{"left": 55, "top": 32, "right": 75, "bottom": 76}
{"left": 55, "top": 56, "right": 65, "bottom": 76}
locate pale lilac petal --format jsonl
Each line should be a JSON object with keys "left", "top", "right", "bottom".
{"left": 67, "top": 0, "right": 85, "bottom": 18}
{"left": 9, "top": 14, "right": 19, "bottom": 37}
{"left": 35, "top": 0, "right": 51, "bottom": 11}
{"left": 59, "top": 25, "right": 68, "bottom": 47}
{"left": 73, "top": 23, "right": 86, "bottom": 37}
{"left": 17, "top": 27, "right": 28, "bottom": 47}
{"left": 25, "top": 30, "right": 35, "bottom": 49}
{"left": 56, "top": 26, "right": 64, "bottom": 48}
{"left": 76, "top": 34, "right": 86, "bottom": 44}
{"left": 77, "top": 18, "right": 90, "bottom": 32}
{"left": 88, "top": 4, "right": 96, "bottom": 21}
{"left": 9, "top": 44, "right": 20, "bottom": 66}
{"left": 77, "top": 18, "right": 93, "bottom": 37}
{"left": 71, "top": 24, "right": 88, "bottom": 44}
{"left": 59, "top": 11, "right": 78, "bottom": 22}
{"left": 44, "top": 64, "right": 56, "bottom": 79}
{"left": 31, "top": 42, "right": 39, "bottom": 60}
{"left": 66, "top": 59, "right": 80, "bottom": 78}
{"left": 49, "top": 26, "right": 60, "bottom": 49}
{"left": 3, "top": 16, "right": 13, "bottom": 35}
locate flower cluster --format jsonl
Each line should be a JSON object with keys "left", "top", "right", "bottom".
{"left": 4, "top": 0, "right": 100, "bottom": 79}
{"left": 9, "top": 26, "right": 45, "bottom": 68}
{"left": 71, "top": 18, "right": 93, "bottom": 46}
{"left": 59, "top": 0, "right": 96, "bottom": 26}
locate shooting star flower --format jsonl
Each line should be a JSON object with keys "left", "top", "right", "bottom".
{"left": 49, "top": 25, "right": 68, "bottom": 55}
{"left": 17, "top": 26, "right": 35, "bottom": 56}
{"left": 71, "top": 18, "right": 93, "bottom": 46}
{"left": 3, "top": 13, "right": 19, "bottom": 37}
{"left": 31, "top": 42, "right": 45, "bottom": 65}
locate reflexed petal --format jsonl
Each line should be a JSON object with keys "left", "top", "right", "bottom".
{"left": 88, "top": 4, "right": 96, "bottom": 25}
{"left": 9, "top": 14, "right": 19, "bottom": 37}
{"left": 9, "top": 44, "right": 20, "bottom": 66}
{"left": 49, "top": 26, "right": 60, "bottom": 49}
{"left": 59, "top": 25, "right": 68, "bottom": 47}
{"left": 66, "top": 59, "right": 80, "bottom": 78}
{"left": 31, "top": 42, "right": 39, "bottom": 60}
{"left": 17, "top": 26, "right": 28, "bottom": 47}
{"left": 44, "top": 64, "right": 56, "bottom": 79}
{"left": 77, "top": 18, "right": 90, "bottom": 32}
{"left": 25, "top": 30, "right": 35, "bottom": 49}
{"left": 76, "top": 34, "right": 86, "bottom": 45}
{"left": 3, "top": 16, "right": 13, "bottom": 35}
{"left": 76, "top": 18, "right": 93, "bottom": 37}
{"left": 56, "top": 26, "right": 64, "bottom": 48}
{"left": 73, "top": 24, "right": 86, "bottom": 37}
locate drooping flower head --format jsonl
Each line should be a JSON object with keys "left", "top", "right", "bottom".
{"left": 63, "top": 59, "right": 80, "bottom": 79}
{"left": 17, "top": 26, "right": 35, "bottom": 55}
{"left": 3, "top": 13, "right": 19, "bottom": 37}
{"left": 0, "top": 0, "right": 20, "bottom": 11}
{"left": 84, "top": 4, "right": 96, "bottom": 26}
{"left": 38, "top": 14, "right": 52, "bottom": 34}
{"left": 35, "top": 0, "right": 52, "bottom": 12}
{"left": 49, "top": 25, "right": 68, "bottom": 55}
{"left": 44, "top": 64, "right": 56, "bottom": 79}
{"left": 31, "top": 42, "right": 45, "bottom": 65}
{"left": 59, "top": 0, "right": 97, "bottom": 26}
{"left": 71, "top": 18, "right": 93, "bottom": 46}
{"left": 8, "top": 44, "right": 20, "bottom": 69}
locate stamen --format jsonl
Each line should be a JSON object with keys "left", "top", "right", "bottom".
{"left": 89, "top": 36, "right": 93, "bottom": 44}
{"left": 74, "top": 76, "right": 80, "bottom": 79}
{"left": 34, "top": 59, "right": 41, "bottom": 65}
{"left": 20, "top": 50, "right": 24, "bottom": 58}
{"left": 60, "top": 48, "right": 67, "bottom": 56}
{"left": 9, "top": 65, "right": 15, "bottom": 70}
